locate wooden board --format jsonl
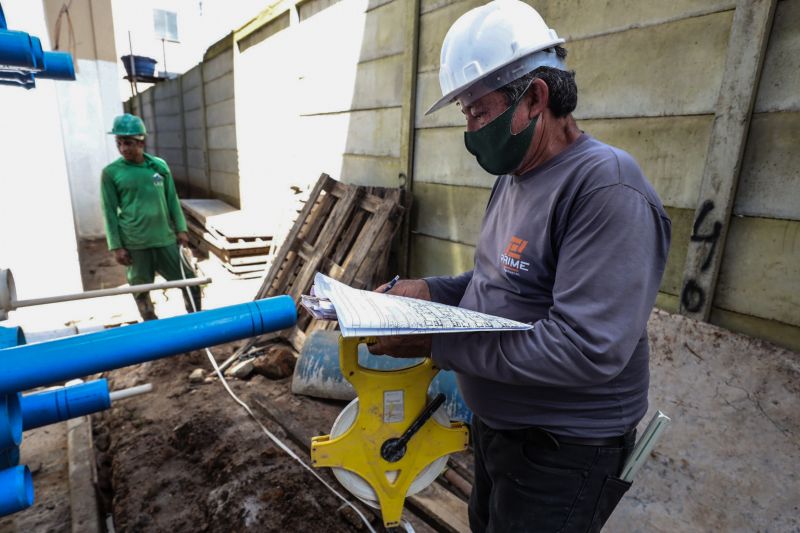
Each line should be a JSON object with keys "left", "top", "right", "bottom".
{"left": 181, "top": 198, "right": 276, "bottom": 240}
{"left": 252, "top": 173, "right": 409, "bottom": 352}
{"left": 186, "top": 218, "right": 272, "bottom": 254}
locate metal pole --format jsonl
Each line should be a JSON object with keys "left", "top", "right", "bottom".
{"left": 109, "top": 383, "right": 153, "bottom": 402}
{"left": 161, "top": 37, "right": 167, "bottom": 76}
{"left": 10, "top": 277, "right": 211, "bottom": 310}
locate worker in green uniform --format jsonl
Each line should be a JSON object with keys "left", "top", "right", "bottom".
{"left": 101, "top": 113, "right": 201, "bottom": 320}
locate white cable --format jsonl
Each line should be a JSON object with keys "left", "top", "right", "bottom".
{"left": 178, "top": 246, "right": 378, "bottom": 533}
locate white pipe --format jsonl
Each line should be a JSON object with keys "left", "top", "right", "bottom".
{"left": 23, "top": 324, "right": 106, "bottom": 344}
{"left": 9, "top": 277, "right": 212, "bottom": 310}
{"left": 109, "top": 383, "right": 153, "bottom": 402}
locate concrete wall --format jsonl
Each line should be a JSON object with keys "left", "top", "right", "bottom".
{"left": 126, "top": 0, "right": 799, "bottom": 352}
{"left": 116, "top": 1, "right": 799, "bottom": 529}
{"left": 411, "top": 0, "right": 800, "bottom": 352}
{"left": 234, "top": 0, "right": 406, "bottom": 218}
{"left": 127, "top": 43, "right": 240, "bottom": 207}
{"left": 42, "top": 0, "right": 123, "bottom": 239}
{"left": 0, "top": 1, "right": 82, "bottom": 298}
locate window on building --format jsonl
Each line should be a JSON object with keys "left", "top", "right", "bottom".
{"left": 153, "top": 9, "right": 179, "bottom": 42}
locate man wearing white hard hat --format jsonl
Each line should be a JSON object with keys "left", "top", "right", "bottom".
{"left": 370, "top": 0, "right": 671, "bottom": 531}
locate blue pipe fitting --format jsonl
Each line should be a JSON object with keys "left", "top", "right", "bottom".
{"left": 38, "top": 51, "right": 75, "bottom": 80}
{"left": 21, "top": 379, "right": 110, "bottom": 431}
{"left": 0, "top": 465, "right": 34, "bottom": 516}
{"left": 0, "top": 296, "right": 297, "bottom": 395}
{"left": 0, "top": 30, "right": 43, "bottom": 71}
{"left": 0, "top": 446, "right": 19, "bottom": 470}
{"left": 0, "top": 326, "right": 26, "bottom": 349}
{"left": 0, "top": 393, "right": 22, "bottom": 451}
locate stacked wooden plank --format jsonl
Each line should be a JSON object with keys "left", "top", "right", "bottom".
{"left": 253, "top": 173, "right": 408, "bottom": 351}
{"left": 181, "top": 199, "right": 274, "bottom": 279}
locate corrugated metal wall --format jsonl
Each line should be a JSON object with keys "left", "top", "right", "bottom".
{"left": 127, "top": 0, "right": 799, "bottom": 351}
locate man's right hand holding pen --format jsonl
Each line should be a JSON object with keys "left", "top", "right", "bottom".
{"left": 375, "top": 276, "right": 432, "bottom": 301}
{"left": 370, "top": 276, "right": 433, "bottom": 358}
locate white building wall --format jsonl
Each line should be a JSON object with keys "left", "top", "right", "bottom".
{"left": 55, "top": 59, "right": 123, "bottom": 238}
{"left": 0, "top": 1, "right": 82, "bottom": 299}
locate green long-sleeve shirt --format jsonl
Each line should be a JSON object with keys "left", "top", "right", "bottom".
{"left": 101, "top": 153, "right": 187, "bottom": 250}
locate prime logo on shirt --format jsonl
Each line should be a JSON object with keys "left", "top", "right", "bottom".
{"left": 500, "top": 236, "right": 530, "bottom": 274}
{"left": 152, "top": 173, "right": 164, "bottom": 187}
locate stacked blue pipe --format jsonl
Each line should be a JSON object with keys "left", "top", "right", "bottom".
{"left": 0, "top": 465, "right": 32, "bottom": 516}
{"left": 0, "top": 5, "right": 75, "bottom": 89}
{"left": 0, "top": 295, "right": 296, "bottom": 516}
{"left": 0, "top": 393, "right": 26, "bottom": 514}
{"left": 0, "top": 297, "right": 296, "bottom": 394}
{"left": 0, "top": 325, "right": 25, "bottom": 349}
{"left": 21, "top": 379, "right": 111, "bottom": 431}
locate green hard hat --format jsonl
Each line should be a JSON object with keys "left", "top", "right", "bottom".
{"left": 109, "top": 113, "right": 147, "bottom": 138}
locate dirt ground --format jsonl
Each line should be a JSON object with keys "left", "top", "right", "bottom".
{"left": 93, "top": 345, "right": 392, "bottom": 533}
{"left": 70, "top": 238, "right": 439, "bottom": 532}
{"left": 8, "top": 238, "right": 794, "bottom": 533}
{"left": 0, "top": 424, "right": 71, "bottom": 533}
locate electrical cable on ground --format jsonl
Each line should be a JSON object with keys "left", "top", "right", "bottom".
{"left": 177, "top": 247, "right": 386, "bottom": 533}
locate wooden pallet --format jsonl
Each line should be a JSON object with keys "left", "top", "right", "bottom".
{"left": 181, "top": 199, "right": 275, "bottom": 240}
{"left": 186, "top": 219, "right": 271, "bottom": 259}
{"left": 253, "top": 173, "right": 407, "bottom": 351}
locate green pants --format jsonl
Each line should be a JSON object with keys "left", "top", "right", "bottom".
{"left": 127, "top": 244, "right": 201, "bottom": 318}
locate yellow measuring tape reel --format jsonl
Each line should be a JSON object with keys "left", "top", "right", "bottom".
{"left": 311, "top": 336, "right": 469, "bottom": 528}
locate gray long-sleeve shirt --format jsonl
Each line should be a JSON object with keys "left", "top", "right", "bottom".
{"left": 425, "top": 134, "right": 671, "bottom": 438}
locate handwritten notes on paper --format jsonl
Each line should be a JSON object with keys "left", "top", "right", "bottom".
{"left": 310, "top": 273, "right": 533, "bottom": 337}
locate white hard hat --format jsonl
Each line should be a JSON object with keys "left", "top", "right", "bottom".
{"left": 426, "top": 0, "right": 565, "bottom": 115}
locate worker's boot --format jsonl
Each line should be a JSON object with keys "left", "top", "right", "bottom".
{"left": 134, "top": 293, "right": 158, "bottom": 321}
{"left": 183, "top": 286, "right": 201, "bottom": 313}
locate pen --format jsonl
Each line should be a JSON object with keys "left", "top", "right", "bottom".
{"left": 382, "top": 275, "right": 400, "bottom": 293}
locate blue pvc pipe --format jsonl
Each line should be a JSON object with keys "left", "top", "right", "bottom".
{"left": 38, "top": 51, "right": 75, "bottom": 80}
{"left": 0, "top": 446, "right": 18, "bottom": 470}
{"left": 0, "top": 326, "right": 25, "bottom": 349}
{"left": 0, "top": 393, "right": 22, "bottom": 450}
{"left": 21, "top": 379, "right": 110, "bottom": 431}
{"left": 0, "top": 296, "right": 296, "bottom": 395}
{"left": 0, "top": 30, "right": 42, "bottom": 71}
{"left": 0, "top": 30, "right": 36, "bottom": 70}
{"left": 0, "top": 465, "right": 34, "bottom": 516}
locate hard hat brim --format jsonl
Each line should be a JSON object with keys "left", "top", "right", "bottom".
{"left": 425, "top": 38, "right": 565, "bottom": 116}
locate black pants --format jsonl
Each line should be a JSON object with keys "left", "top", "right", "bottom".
{"left": 469, "top": 417, "right": 635, "bottom": 533}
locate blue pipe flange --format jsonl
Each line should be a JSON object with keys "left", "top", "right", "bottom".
{"left": 0, "top": 393, "right": 22, "bottom": 451}
{"left": 0, "top": 465, "right": 34, "bottom": 516}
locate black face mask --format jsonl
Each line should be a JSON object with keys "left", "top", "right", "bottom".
{"left": 463, "top": 89, "right": 537, "bottom": 176}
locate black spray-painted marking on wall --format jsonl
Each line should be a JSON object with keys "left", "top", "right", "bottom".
{"left": 681, "top": 279, "right": 705, "bottom": 313}
{"left": 689, "top": 200, "right": 722, "bottom": 272}
{"left": 681, "top": 200, "right": 722, "bottom": 313}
